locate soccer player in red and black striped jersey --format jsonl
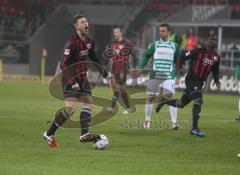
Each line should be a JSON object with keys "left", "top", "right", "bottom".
{"left": 104, "top": 26, "right": 136, "bottom": 113}
{"left": 43, "top": 14, "right": 110, "bottom": 148}
{"left": 156, "top": 34, "right": 221, "bottom": 137}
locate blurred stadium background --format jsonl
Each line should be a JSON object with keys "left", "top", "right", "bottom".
{"left": 0, "top": 0, "right": 239, "bottom": 94}
{"left": 1, "top": 1, "right": 240, "bottom": 174}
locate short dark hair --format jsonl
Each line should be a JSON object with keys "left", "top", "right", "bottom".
{"left": 159, "top": 23, "right": 170, "bottom": 31}
{"left": 73, "top": 14, "right": 86, "bottom": 23}
{"left": 113, "top": 25, "right": 124, "bottom": 32}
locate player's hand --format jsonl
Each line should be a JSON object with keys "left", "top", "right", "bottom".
{"left": 215, "top": 82, "right": 221, "bottom": 89}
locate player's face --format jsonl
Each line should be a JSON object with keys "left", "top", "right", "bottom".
{"left": 159, "top": 27, "right": 169, "bottom": 41}
{"left": 113, "top": 28, "right": 123, "bottom": 41}
{"left": 207, "top": 35, "right": 217, "bottom": 49}
{"left": 74, "top": 17, "right": 89, "bottom": 35}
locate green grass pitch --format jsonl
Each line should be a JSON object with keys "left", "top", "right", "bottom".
{"left": 0, "top": 82, "right": 240, "bottom": 175}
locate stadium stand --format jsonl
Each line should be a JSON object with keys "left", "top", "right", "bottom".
{"left": 0, "top": 0, "right": 240, "bottom": 78}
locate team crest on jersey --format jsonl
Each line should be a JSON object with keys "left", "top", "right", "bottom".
{"left": 119, "top": 45, "right": 124, "bottom": 50}
{"left": 213, "top": 56, "right": 218, "bottom": 62}
{"left": 86, "top": 43, "right": 91, "bottom": 49}
{"left": 64, "top": 49, "right": 70, "bottom": 55}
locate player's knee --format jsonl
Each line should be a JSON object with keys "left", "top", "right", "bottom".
{"left": 180, "top": 93, "right": 193, "bottom": 107}
{"left": 83, "top": 103, "right": 93, "bottom": 110}
{"left": 120, "top": 85, "right": 126, "bottom": 94}
{"left": 147, "top": 96, "right": 155, "bottom": 103}
{"left": 112, "top": 81, "right": 120, "bottom": 91}
{"left": 162, "top": 88, "right": 174, "bottom": 99}
{"left": 192, "top": 91, "right": 202, "bottom": 99}
{"left": 65, "top": 99, "right": 77, "bottom": 115}
{"left": 65, "top": 106, "right": 76, "bottom": 116}
{"left": 162, "top": 92, "right": 173, "bottom": 99}
{"left": 194, "top": 97, "right": 203, "bottom": 106}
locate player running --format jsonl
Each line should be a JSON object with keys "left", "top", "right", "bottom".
{"left": 43, "top": 15, "right": 110, "bottom": 148}
{"left": 139, "top": 23, "right": 181, "bottom": 129}
{"left": 105, "top": 26, "right": 136, "bottom": 114}
{"left": 234, "top": 64, "right": 240, "bottom": 121}
{"left": 156, "top": 34, "right": 221, "bottom": 137}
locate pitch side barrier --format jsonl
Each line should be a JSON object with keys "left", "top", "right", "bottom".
{"left": 97, "top": 68, "right": 239, "bottom": 95}
{"left": 1, "top": 68, "right": 238, "bottom": 95}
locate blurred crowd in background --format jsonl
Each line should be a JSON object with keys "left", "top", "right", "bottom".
{"left": 0, "top": 0, "right": 240, "bottom": 41}
{"left": 0, "top": 0, "right": 240, "bottom": 73}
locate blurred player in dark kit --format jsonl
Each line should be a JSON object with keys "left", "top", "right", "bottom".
{"left": 105, "top": 26, "right": 136, "bottom": 114}
{"left": 156, "top": 34, "right": 221, "bottom": 137}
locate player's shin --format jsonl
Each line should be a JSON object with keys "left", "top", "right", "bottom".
{"left": 169, "top": 106, "right": 178, "bottom": 124}
{"left": 47, "top": 107, "right": 70, "bottom": 136}
{"left": 192, "top": 99, "right": 202, "bottom": 130}
{"left": 111, "top": 91, "right": 120, "bottom": 108}
{"left": 121, "top": 92, "right": 130, "bottom": 109}
{"left": 145, "top": 100, "right": 153, "bottom": 121}
{"left": 80, "top": 107, "right": 92, "bottom": 135}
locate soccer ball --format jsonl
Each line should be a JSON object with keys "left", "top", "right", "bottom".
{"left": 93, "top": 134, "right": 109, "bottom": 150}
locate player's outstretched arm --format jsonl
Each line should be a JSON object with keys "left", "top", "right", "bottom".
{"left": 139, "top": 42, "right": 155, "bottom": 69}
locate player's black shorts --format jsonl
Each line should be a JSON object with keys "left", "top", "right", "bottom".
{"left": 62, "top": 79, "right": 92, "bottom": 99}
{"left": 184, "top": 75, "right": 204, "bottom": 94}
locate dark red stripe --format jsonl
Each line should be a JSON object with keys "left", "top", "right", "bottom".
{"left": 204, "top": 54, "right": 213, "bottom": 80}
{"left": 199, "top": 53, "right": 207, "bottom": 78}
{"left": 194, "top": 52, "right": 202, "bottom": 76}
{"left": 200, "top": 64, "right": 206, "bottom": 79}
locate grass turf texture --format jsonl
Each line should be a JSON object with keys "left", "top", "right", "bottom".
{"left": 0, "top": 82, "right": 240, "bottom": 175}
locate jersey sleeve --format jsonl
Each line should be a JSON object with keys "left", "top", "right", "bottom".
{"left": 60, "top": 42, "right": 78, "bottom": 85}
{"left": 211, "top": 56, "right": 220, "bottom": 84}
{"left": 125, "top": 39, "right": 137, "bottom": 69}
{"left": 60, "top": 42, "right": 77, "bottom": 71}
{"left": 139, "top": 42, "right": 155, "bottom": 69}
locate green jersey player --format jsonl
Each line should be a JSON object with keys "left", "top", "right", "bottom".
{"left": 139, "top": 23, "right": 181, "bottom": 129}
{"left": 235, "top": 65, "right": 240, "bottom": 121}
